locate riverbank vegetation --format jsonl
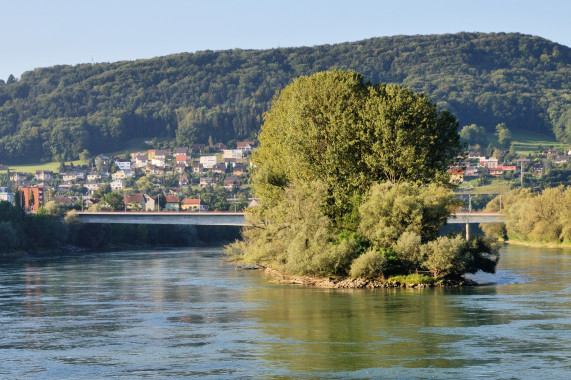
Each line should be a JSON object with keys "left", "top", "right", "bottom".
{"left": 0, "top": 200, "right": 239, "bottom": 254}
{"left": 227, "top": 71, "right": 499, "bottom": 284}
{"left": 482, "top": 186, "right": 571, "bottom": 245}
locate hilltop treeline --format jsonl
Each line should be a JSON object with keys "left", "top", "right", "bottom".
{"left": 0, "top": 32, "right": 569, "bottom": 163}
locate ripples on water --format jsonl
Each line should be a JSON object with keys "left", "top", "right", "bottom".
{"left": 0, "top": 246, "right": 570, "bottom": 379}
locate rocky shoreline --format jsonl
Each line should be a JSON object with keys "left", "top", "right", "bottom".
{"left": 237, "top": 265, "right": 477, "bottom": 289}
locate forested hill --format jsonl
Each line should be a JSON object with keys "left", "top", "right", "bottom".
{"left": 0, "top": 32, "right": 569, "bottom": 164}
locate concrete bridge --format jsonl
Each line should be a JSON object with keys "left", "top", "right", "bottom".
{"left": 74, "top": 211, "right": 504, "bottom": 226}
{"left": 74, "top": 211, "right": 248, "bottom": 226}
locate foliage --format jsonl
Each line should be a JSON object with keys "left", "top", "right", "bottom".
{"left": 0, "top": 33, "right": 569, "bottom": 164}
{"left": 102, "top": 191, "right": 125, "bottom": 211}
{"left": 252, "top": 70, "right": 463, "bottom": 227}
{"left": 229, "top": 70, "right": 498, "bottom": 281}
{"left": 349, "top": 249, "right": 391, "bottom": 279}
{"left": 358, "top": 182, "right": 460, "bottom": 247}
{"left": 495, "top": 122, "right": 513, "bottom": 147}
{"left": 459, "top": 124, "right": 488, "bottom": 147}
{"left": 387, "top": 273, "right": 437, "bottom": 285}
{"left": 486, "top": 186, "right": 571, "bottom": 243}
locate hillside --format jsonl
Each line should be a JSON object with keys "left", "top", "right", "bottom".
{"left": 0, "top": 32, "right": 569, "bottom": 164}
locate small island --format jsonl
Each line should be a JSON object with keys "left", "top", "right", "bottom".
{"left": 227, "top": 70, "right": 499, "bottom": 287}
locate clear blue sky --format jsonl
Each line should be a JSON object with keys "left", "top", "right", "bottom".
{"left": 2, "top": 0, "right": 570, "bottom": 81}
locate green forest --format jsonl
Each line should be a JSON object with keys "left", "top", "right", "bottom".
{"left": 0, "top": 32, "right": 569, "bottom": 164}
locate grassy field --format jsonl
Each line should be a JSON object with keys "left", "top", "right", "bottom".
{"left": 9, "top": 160, "right": 87, "bottom": 174}
{"left": 484, "top": 130, "right": 569, "bottom": 156}
{"left": 509, "top": 131, "right": 570, "bottom": 156}
{"left": 458, "top": 178, "right": 514, "bottom": 194}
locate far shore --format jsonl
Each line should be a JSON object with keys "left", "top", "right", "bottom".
{"left": 504, "top": 240, "right": 571, "bottom": 249}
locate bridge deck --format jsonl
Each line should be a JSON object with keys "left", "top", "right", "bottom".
{"left": 74, "top": 211, "right": 504, "bottom": 226}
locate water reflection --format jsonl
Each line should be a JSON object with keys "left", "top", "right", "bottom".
{"left": 0, "top": 246, "right": 569, "bottom": 378}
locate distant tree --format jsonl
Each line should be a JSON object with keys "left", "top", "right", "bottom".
{"left": 495, "top": 123, "right": 512, "bottom": 147}
{"left": 79, "top": 149, "right": 90, "bottom": 163}
{"left": 459, "top": 124, "right": 487, "bottom": 147}
{"left": 175, "top": 110, "right": 199, "bottom": 147}
{"left": 103, "top": 191, "right": 124, "bottom": 211}
{"left": 6, "top": 74, "right": 16, "bottom": 84}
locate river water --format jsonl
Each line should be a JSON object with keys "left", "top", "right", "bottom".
{"left": 0, "top": 245, "right": 569, "bottom": 379}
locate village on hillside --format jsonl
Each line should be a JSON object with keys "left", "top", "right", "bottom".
{"left": 1, "top": 142, "right": 570, "bottom": 213}
{"left": 1, "top": 141, "right": 257, "bottom": 212}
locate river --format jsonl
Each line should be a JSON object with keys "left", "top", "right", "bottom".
{"left": 0, "top": 245, "right": 569, "bottom": 379}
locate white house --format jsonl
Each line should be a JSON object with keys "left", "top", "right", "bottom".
{"left": 199, "top": 156, "right": 217, "bottom": 169}
{"left": 115, "top": 161, "right": 131, "bottom": 170}
{"left": 0, "top": 187, "right": 14, "bottom": 204}
{"left": 223, "top": 149, "right": 244, "bottom": 159}
{"left": 110, "top": 179, "right": 124, "bottom": 191}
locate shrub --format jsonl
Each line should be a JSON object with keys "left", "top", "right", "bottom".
{"left": 350, "top": 249, "right": 391, "bottom": 279}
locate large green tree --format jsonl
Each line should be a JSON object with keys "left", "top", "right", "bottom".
{"left": 230, "top": 71, "right": 497, "bottom": 281}
{"left": 252, "top": 70, "right": 463, "bottom": 225}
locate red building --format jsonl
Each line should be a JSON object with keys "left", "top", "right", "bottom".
{"left": 18, "top": 186, "right": 45, "bottom": 212}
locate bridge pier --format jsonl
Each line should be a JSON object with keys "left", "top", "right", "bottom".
{"left": 465, "top": 223, "right": 470, "bottom": 241}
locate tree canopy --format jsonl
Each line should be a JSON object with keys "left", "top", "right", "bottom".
{"left": 252, "top": 70, "right": 463, "bottom": 224}
{"left": 229, "top": 71, "right": 498, "bottom": 282}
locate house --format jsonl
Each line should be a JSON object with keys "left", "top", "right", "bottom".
{"left": 233, "top": 163, "right": 246, "bottom": 175}
{"left": 175, "top": 163, "right": 186, "bottom": 174}
{"left": 181, "top": 198, "right": 208, "bottom": 211}
{"left": 9, "top": 172, "right": 27, "bottom": 185}
{"left": 554, "top": 156, "right": 570, "bottom": 164}
{"left": 132, "top": 153, "right": 149, "bottom": 168}
{"left": 223, "top": 176, "right": 241, "bottom": 190}
{"left": 212, "top": 163, "right": 227, "bottom": 174}
{"left": 179, "top": 174, "right": 189, "bottom": 186}
{"left": 61, "top": 172, "right": 78, "bottom": 182}
{"left": 192, "top": 162, "right": 204, "bottom": 174}
{"left": 199, "top": 156, "right": 217, "bottom": 169}
{"left": 115, "top": 161, "right": 131, "bottom": 170}
{"left": 85, "top": 181, "right": 103, "bottom": 192}
{"left": 215, "top": 143, "right": 227, "bottom": 151}
{"left": 223, "top": 149, "right": 244, "bottom": 159}
{"left": 35, "top": 170, "right": 54, "bottom": 181}
{"left": 174, "top": 147, "right": 188, "bottom": 158}
{"left": 147, "top": 149, "right": 156, "bottom": 159}
{"left": 0, "top": 187, "right": 14, "bottom": 204}
{"left": 111, "top": 170, "right": 134, "bottom": 180}
{"left": 199, "top": 177, "right": 214, "bottom": 187}
{"left": 151, "top": 157, "right": 166, "bottom": 168}
{"left": 224, "top": 158, "right": 237, "bottom": 167}
{"left": 110, "top": 179, "right": 124, "bottom": 191}
{"left": 237, "top": 141, "right": 255, "bottom": 151}
{"left": 123, "top": 193, "right": 156, "bottom": 211}
{"left": 155, "top": 150, "right": 167, "bottom": 160}
{"left": 53, "top": 196, "right": 73, "bottom": 207}
{"left": 58, "top": 181, "right": 74, "bottom": 190}
{"left": 480, "top": 157, "right": 498, "bottom": 169}
{"left": 164, "top": 195, "right": 180, "bottom": 211}
{"left": 175, "top": 155, "right": 188, "bottom": 166}
{"left": 145, "top": 165, "right": 164, "bottom": 176}
{"left": 87, "top": 173, "right": 101, "bottom": 181}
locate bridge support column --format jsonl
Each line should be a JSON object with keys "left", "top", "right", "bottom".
{"left": 465, "top": 223, "right": 470, "bottom": 241}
